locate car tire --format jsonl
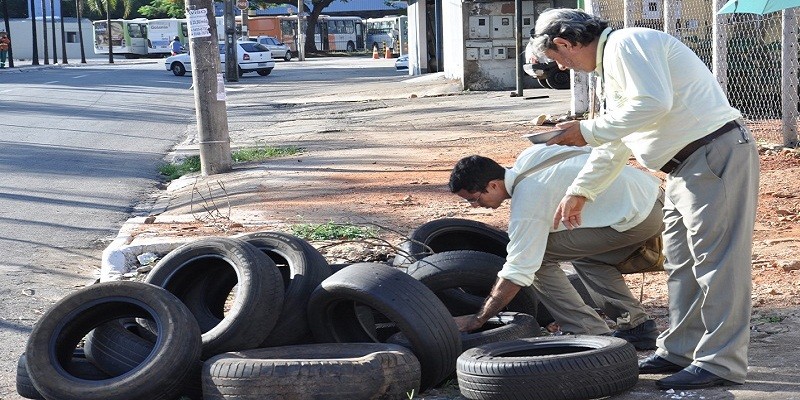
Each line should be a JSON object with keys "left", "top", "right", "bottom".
{"left": 547, "top": 69, "right": 571, "bottom": 90}
{"left": 457, "top": 336, "right": 638, "bottom": 400}
{"left": 257, "top": 68, "right": 272, "bottom": 76}
{"left": 16, "top": 350, "right": 109, "bottom": 400}
{"left": 237, "top": 231, "right": 332, "bottom": 346}
{"left": 237, "top": 66, "right": 244, "bottom": 77}
{"left": 393, "top": 218, "right": 509, "bottom": 266}
{"left": 171, "top": 62, "right": 186, "bottom": 76}
{"left": 307, "top": 262, "right": 461, "bottom": 391}
{"left": 24, "top": 281, "right": 202, "bottom": 400}
{"left": 202, "top": 343, "right": 421, "bottom": 399}
{"left": 284, "top": 51, "right": 292, "bottom": 61}
{"left": 346, "top": 41, "right": 356, "bottom": 52}
{"left": 144, "top": 237, "right": 285, "bottom": 359}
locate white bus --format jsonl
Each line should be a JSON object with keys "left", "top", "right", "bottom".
{"left": 246, "top": 15, "right": 364, "bottom": 53}
{"left": 365, "top": 15, "right": 407, "bottom": 56}
{"left": 92, "top": 19, "right": 148, "bottom": 57}
{"left": 146, "top": 18, "right": 187, "bottom": 56}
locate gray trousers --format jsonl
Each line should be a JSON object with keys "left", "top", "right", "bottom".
{"left": 656, "top": 123, "right": 759, "bottom": 384}
{"left": 533, "top": 193, "right": 665, "bottom": 335}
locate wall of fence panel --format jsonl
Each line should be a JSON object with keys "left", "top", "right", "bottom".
{"left": 591, "top": 0, "right": 798, "bottom": 146}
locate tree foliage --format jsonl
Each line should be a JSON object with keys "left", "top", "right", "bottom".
{"left": 139, "top": 0, "right": 185, "bottom": 18}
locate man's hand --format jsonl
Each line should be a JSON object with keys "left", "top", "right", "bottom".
{"left": 546, "top": 120, "right": 588, "bottom": 147}
{"left": 454, "top": 314, "right": 484, "bottom": 332}
{"left": 553, "top": 195, "right": 587, "bottom": 229}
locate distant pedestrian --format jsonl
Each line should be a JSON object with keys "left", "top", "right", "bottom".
{"left": 170, "top": 36, "right": 183, "bottom": 56}
{"left": 0, "top": 32, "right": 10, "bottom": 69}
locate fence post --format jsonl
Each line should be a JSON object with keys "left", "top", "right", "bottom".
{"left": 712, "top": 0, "right": 729, "bottom": 97}
{"left": 781, "top": 8, "right": 799, "bottom": 147}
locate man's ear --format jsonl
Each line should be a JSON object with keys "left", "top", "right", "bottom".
{"left": 552, "top": 37, "right": 571, "bottom": 50}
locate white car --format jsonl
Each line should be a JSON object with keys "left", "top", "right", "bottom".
{"left": 252, "top": 36, "right": 292, "bottom": 61}
{"left": 395, "top": 55, "right": 408, "bottom": 70}
{"left": 164, "top": 41, "right": 276, "bottom": 77}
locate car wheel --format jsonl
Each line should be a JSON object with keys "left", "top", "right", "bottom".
{"left": 284, "top": 51, "right": 292, "bottom": 61}
{"left": 256, "top": 68, "right": 272, "bottom": 76}
{"left": 237, "top": 67, "right": 244, "bottom": 77}
{"left": 346, "top": 41, "right": 356, "bottom": 52}
{"left": 171, "top": 62, "right": 186, "bottom": 76}
{"left": 393, "top": 218, "right": 509, "bottom": 266}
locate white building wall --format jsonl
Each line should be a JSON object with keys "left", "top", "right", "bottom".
{"left": 442, "top": 0, "right": 465, "bottom": 86}
{"left": 7, "top": 18, "right": 104, "bottom": 61}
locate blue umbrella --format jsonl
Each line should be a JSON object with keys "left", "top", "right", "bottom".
{"left": 718, "top": 0, "right": 800, "bottom": 14}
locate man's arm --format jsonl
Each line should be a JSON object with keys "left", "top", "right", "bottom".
{"left": 454, "top": 277, "right": 522, "bottom": 332}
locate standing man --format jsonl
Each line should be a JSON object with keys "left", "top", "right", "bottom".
{"left": 0, "top": 32, "right": 10, "bottom": 69}
{"left": 529, "top": 8, "right": 759, "bottom": 390}
{"left": 449, "top": 144, "right": 663, "bottom": 350}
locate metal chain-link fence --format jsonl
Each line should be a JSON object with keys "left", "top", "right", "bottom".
{"left": 592, "top": 0, "right": 799, "bottom": 147}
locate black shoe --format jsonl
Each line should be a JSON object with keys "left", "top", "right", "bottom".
{"left": 656, "top": 365, "right": 742, "bottom": 390}
{"left": 638, "top": 354, "right": 684, "bottom": 374}
{"left": 612, "top": 319, "right": 659, "bottom": 350}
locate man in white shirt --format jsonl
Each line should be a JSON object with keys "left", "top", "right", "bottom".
{"left": 449, "top": 144, "right": 663, "bottom": 350}
{"left": 529, "top": 8, "right": 759, "bottom": 390}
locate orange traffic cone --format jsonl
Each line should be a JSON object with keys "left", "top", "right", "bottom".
{"left": 384, "top": 45, "right": 392, "bottom": 59}
{"left": 372, "top": 45, "right": 379, "bottom": 59}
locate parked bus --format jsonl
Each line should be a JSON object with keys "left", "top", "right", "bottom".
{"left": 92, "top": 19, "right": 148, "bottom": 57}
{"left": 365, "top": 15, "right": 407, "bottom": 56}
{"left": 146, "top": 18, "right": 187, "bottom": 56}
{"left": 245, "top": 15, "right": 364, "bottom": 53}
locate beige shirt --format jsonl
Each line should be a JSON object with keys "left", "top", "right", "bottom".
{"left": 498, "top": 145, "right": 660, "bottom": 287}
{"left": 570, "top": 27, "right": 741, "bottom": 201}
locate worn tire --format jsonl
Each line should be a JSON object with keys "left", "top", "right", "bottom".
{"left": 144, "top": 237, "right": 285, "bottom": 358}
{"left": 393, "top": 218, "right": 509, "bottom": 266}
{"left": 16, "top": 350, "right": 109, "bottom": 400}
{"left": 457, "top": 336, "right": 638, "bottom": 400}
{"left": 388, "top": 311, "right": 541, "bottom": 352}
{"left": 307, "top": 262, "right": 461, "bottom": 391}
{"left": 407, "top": 250, "right": 544, "bottom": 319}
{"left": 237, "top": 231, "right": 332, "bottom": 346}
{"left": 24, "top": 281, "right": 202, "bottom": 400}
{"left": 202, "top": 343, "right": 421, "bottom": 399}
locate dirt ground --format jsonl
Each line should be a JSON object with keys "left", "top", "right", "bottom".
{"left": 124, "top": 74, "right": 800, "bottom": 399}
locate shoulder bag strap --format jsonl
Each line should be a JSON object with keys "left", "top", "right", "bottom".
{"left": 510, "top": 149, "right": 587, "bottom": 196}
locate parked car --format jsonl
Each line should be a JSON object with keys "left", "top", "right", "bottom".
{"left": 395, "top": 55, "right": 408, "bottom": 70}
{"left": 523, "top": 37, "right": 570, "bottom": 90}
{"left": 252, "top": 36, "right": 292, "bottom": 61}
{"left": 164, "top": 40, "right": 276, "bottom": 77}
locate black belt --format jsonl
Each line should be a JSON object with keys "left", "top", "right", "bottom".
{"left": 659, "top": 120, "right": 740, "bottom": 174}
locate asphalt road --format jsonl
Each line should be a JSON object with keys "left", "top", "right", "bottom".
{"left": 0, "top": 55, "right": 414, "bottom": 399}
{"left": 0, "top": 60, "right": 196, "bottom": 398}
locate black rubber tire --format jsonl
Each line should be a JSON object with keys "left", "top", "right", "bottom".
{"left": 24, "top": 281, "right": 202, "bottom": 400}
{"left": 307, "top": 262, "right": 461, "bottom": 391}
{"left": 202, "top": 343, "right": 421, "bottom": 399}
{"left": 237, "top": 231, "right": 332, "bottom": 346}
{"left": 538, "top": 78, "right": 552, "bottom": 89}
{"left": 393, "top": 218, "right": 509, "bottom": 266}
{"left": 144, "top": 237, "right": 285, "bottom": 359}
{"left": 283, "top": 51, "right": 292, "bottom": 61}
{"left": 388, "top": 311, "right": 541, "bottom": 352}
{"left": 406, "top": 250, "right": 544, "bottom": 320}
{"left": 546, "top": 69, "right": 571, "bottom": 90}
{"left": 457, "top": 335, "right": 638, "bottom": 400}
{"left": 256, "top": 68, "right": 272, "bottom": 76}
{"left": 171, "top": 62, "right": 186, "bottom": 76}
{"left": 16, "top": 350, "right": 109, "bottom": 400}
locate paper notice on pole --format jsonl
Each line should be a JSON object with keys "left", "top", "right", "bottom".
{"left": 187, "top": 8, "right": 211, "bottom": 39}
{"left": 216, "top": 73, "right": 226, "bottom": 101}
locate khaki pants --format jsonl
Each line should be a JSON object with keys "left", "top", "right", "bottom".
{"left": 532, "top": 193, "right": 664, "bottom": 334}
{"left": 656, "top": 123, "right": 759, "bottom": 384}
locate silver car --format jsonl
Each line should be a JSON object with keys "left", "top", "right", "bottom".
{"left": 253, "top": 36, "right": 292, "bottom": 61}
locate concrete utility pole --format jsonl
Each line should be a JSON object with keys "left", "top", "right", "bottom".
{"left": 297, "top": 0, "right": 304, "bottom": 61}
{"left": 186, "top": 0, "right": 232, "bottom": 175}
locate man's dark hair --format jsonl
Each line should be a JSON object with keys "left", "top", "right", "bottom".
{"left": 449, "top": 155, "right": 505, "bottom": 193}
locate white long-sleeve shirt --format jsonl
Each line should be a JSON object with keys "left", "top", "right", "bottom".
{"left": 569, "top": 27, "right": 741, "bottom": 201}
{"left": 498, "top": 145, "right": 660, "bottom": 287}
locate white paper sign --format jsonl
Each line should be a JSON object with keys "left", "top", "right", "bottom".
{"left": 188, "top": 9, "right": 210, "bottom": 38}
{"left": 216, "top": 73, "right": 226, "bottom": 101}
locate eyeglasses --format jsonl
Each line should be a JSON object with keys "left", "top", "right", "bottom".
{"left": 464, "top": 191, "right": 484, "bottom": 205}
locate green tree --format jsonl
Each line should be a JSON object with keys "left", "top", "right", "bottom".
{"left": 138, "top": 0, "right": 184, "bottom": 19}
